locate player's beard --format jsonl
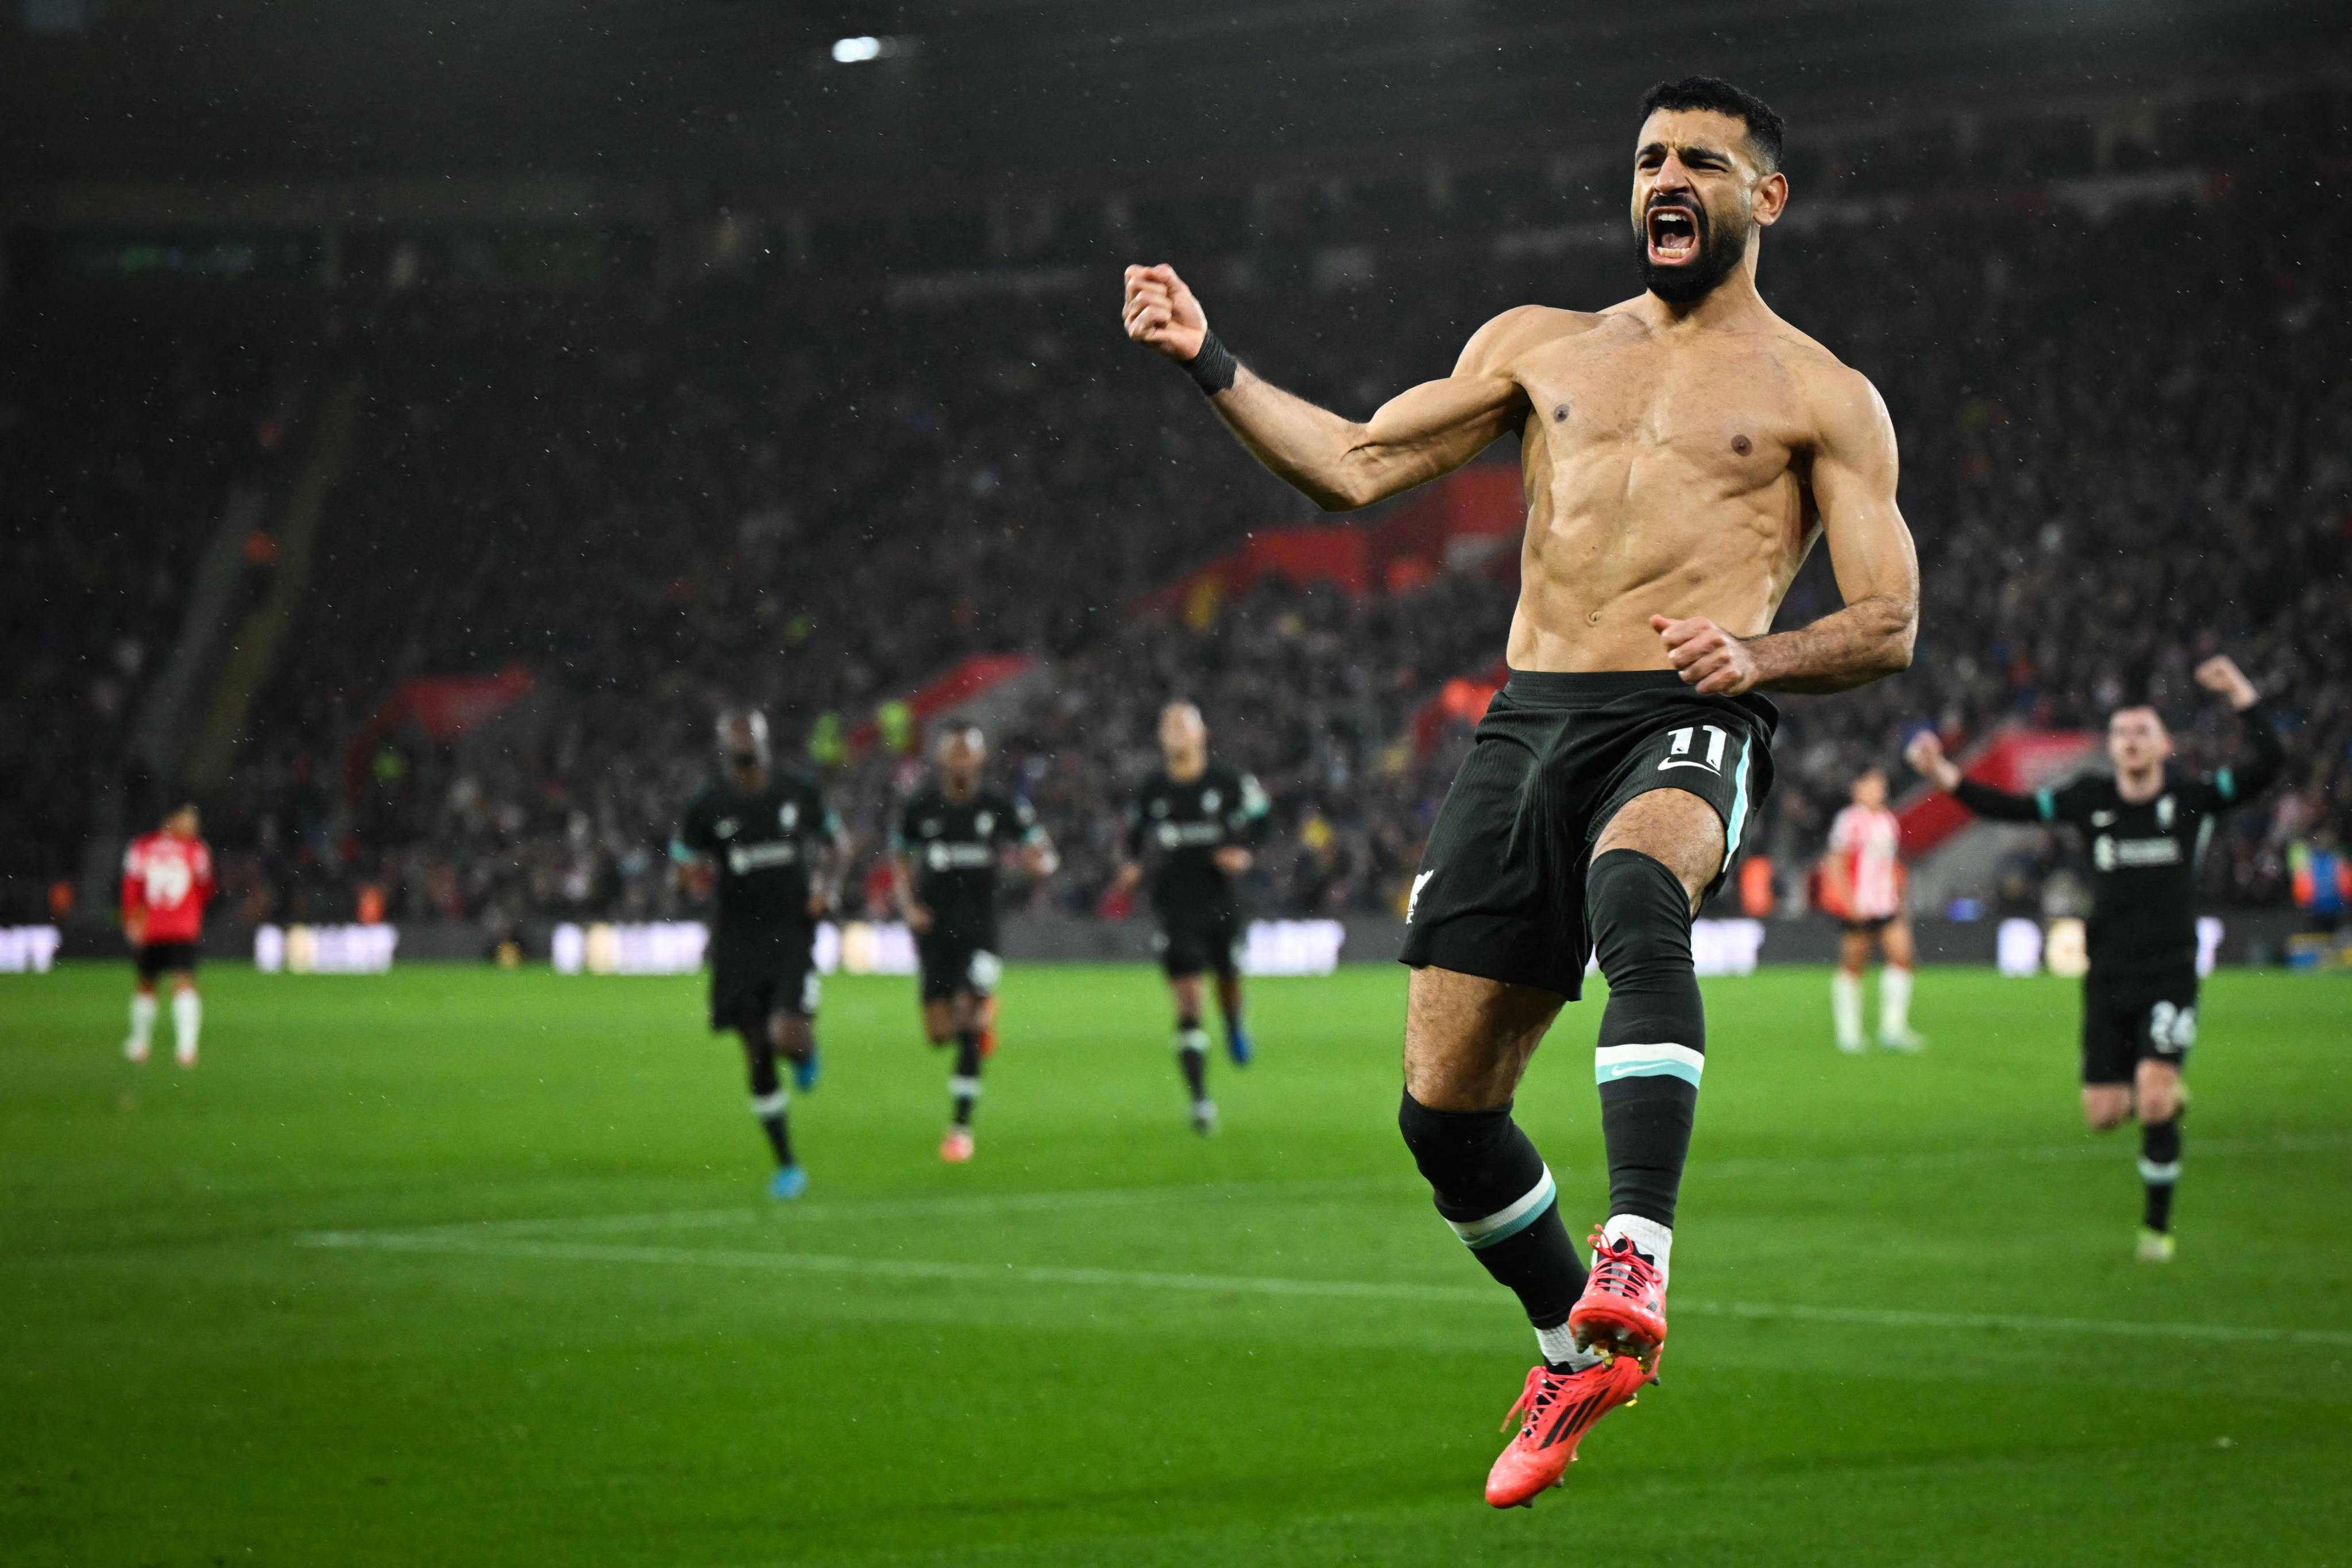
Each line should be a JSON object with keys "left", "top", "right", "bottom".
{"left": 1637, "top": 194, "right": 1749, "bottom": 304}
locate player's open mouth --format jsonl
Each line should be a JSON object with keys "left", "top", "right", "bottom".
{"left": 1647, "top": 204, "right": 1700, "bottom": 265}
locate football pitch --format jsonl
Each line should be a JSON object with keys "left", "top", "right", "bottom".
{"left": 3, "top": 961, "right": 2347, "bottom": 1566}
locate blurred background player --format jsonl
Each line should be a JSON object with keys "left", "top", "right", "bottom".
{"left": 1113, "top": 702, "right": 1270, "bottom": 1134}
{"left": 1821, "top": 767, "right": 1924, "bottom": 1053}
{"left": 671, "top": 710, "right": 848, "bottom": 1200}
{"left": 893, "top": 726, "right": 1057, "bottom": 1163}
{"left": 121, "top": 802, "right": 214, "bottom": 1068}
{"left": 1907, "top": 654, "right": 2280, "bottom": 1261}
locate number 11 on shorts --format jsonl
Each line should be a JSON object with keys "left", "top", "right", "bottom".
{"left": 1660, "top": 725, "right": 1728, "bottom": 774}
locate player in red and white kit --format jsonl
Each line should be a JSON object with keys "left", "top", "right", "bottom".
{"left": 122, "top": 803, "right": 215, "bottom": 1068}
{"left": 1821, "top": 767, "right": 1923, "bottom": 1053}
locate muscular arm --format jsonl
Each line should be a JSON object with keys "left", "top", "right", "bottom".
{"left": 1747, "top": 370, "right": 1918, "bottom": 693}
{"left": 1653, "top": 367, "right": 1918, "bottom": 697}
{"left": 1122, "top": 264, "right": 1528, "bottom": 511}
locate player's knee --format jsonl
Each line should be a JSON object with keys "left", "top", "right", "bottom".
{"left": 2082, "top": 1090, "right": 2130, "bottom": 1131}
{"left": 1586, "top": 849, "right": 1696, "bottom": 988}
{"left": 2135, "top": 1075, "right": 2181, "bottom": 1124}
{"left": 1397, "top": 1091, "right": 1538, "bottom": 1209}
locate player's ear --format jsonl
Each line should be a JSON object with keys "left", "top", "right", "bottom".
{"left": 1751, "top": 168, "right": 1788, "bottom": 227}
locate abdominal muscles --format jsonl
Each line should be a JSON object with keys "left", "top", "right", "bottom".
{"left": 1505, "top": 443, "right": 1808, "bottom": 673}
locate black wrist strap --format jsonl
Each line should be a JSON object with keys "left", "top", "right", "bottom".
{"left": 1185, "top": 330, "right": 1238, "bottom": 395}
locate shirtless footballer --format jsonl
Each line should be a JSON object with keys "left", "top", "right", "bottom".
{"left": 1122, "top": 76, "right": 1919, "bottom": 1506}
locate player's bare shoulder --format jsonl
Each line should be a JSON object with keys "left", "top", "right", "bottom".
{"left": 1455, "top": 304, "right": 1613, "bottom": 379}
{"left": 1765, "top": 318, "right": 1895, "bottom": 457}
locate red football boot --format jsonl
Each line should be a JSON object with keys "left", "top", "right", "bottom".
{"left": 1484, "top": 1354, "right": 1651, "bottom": 1508}
{"left": 1567, "top": 1229, "right": 1669, "bottom": 1366}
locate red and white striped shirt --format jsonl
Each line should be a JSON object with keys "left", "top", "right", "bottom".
{"left": 1828, "top": 805, "right": 1904, "bottom": 920}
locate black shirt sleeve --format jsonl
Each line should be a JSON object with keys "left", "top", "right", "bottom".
{"left": 1951, "top": 778, "right": 2046, "bottom": 823}
{"left": 1001, "top": 794, "right": 1041, "bottom": 847}
{"left": 1123, "top": 787, "right": 1149, "bottom": 862}
{"left": 673, "top": 787, "right": 715, "bottom": 856}
{"left": 1229, "top": 771, "right": 1272, "bottom": 847}
{"left": 1953, "top": 774, "right": 2098, "bottom": 824}
{"left": 2205, "top": 706, "right": 2285, "bottom": 810}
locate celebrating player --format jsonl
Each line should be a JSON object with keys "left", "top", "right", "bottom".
{"left": 121, "top": 802, "right": 215, "bottom": 1068}
{"left": 1822, "top": 766, "right": 1925, "bottom": 1053}
{"left": 671, "top": 710, "right": 848, "bottom": 1200}
{"left": 1906, "top": 654, "right": 2280, "bottom": 1261}
{"left": 1112, "top": 702, "right": 1270, "bottom": 1136}
{"left": 893, "top": 725, "right": 1057, "bottom": 1163}
{"left": 1125, "top": 76, "right": 1919, "bottom": 1504}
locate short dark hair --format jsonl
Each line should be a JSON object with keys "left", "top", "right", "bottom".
{"left": 1639, "top": 76, "right": 1785, "bottom": 172}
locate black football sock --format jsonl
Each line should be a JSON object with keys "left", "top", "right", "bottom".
{"left": 743, "top": 1032, "right": 793, "bottom": 1167}
{"left": 1176, "top": 1013, "right": 1210, "bottom": 1102}
{"left": 1399, "top": 1091, "right": 1590, "bottom": 1334}
{"left": 1588, "top": 849, "right": 1706, "bottom": 1230}
{"left": 951, "top": 1028, "right": 983, "bottom": 1128}
{"left": 2139, "top": 1116, "right": 2181, "bottom": 1233}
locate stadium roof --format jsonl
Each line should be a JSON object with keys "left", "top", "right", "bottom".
{"left": 3, "top": 0, "right": 2344, "bottom": 199}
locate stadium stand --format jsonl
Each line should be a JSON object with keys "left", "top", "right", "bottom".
{"left": 6, "top": 84, "right": 2349, "bottom": 933}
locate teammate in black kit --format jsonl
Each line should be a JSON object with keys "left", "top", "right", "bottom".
{"left": 671, "top": 710, "right": 848, "bottom": 1201}
{"left": 1908, "top": 654, "right": 2281, "bottom": 1260}
{"left": 1113, "top": 702, "right": 1270, "bottom": 1134}
{"left": 893, "top": 726, "right": 1057, "bottom": 1163}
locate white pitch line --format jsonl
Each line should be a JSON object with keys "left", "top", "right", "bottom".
{"left": 294, "top": 1230, "right": 2352, "bottom": 1350}
{"left": 379, "top": 1177, "right": 1392, "bottom": 1241}
{"left": 365, "top": 1130, "right": 2352, "bottom": 1242}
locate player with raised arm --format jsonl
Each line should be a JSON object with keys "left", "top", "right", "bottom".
{"left": 1113, "top": 702, "right": 1270, "bottom": 1136}
{"left": 672, "top": 710, "right": 849, "bottom": 1200}
{"left": 121, "top": 802, "right": 215, "bottom": 1068}
{"left": 893, "top": 726, "right": 1057, "bottom": 1163}
{"left": 1822, "top": 767, "right": 1925, "bottom": 1053}
{"left": 1906, "top": 655, "right": 2280, "bottom": 1261}
{"left": 1124, "top": 76, "right": 1920, "bottom": 1505}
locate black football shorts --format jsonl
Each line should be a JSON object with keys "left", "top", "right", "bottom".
{"left": 1156, "top": 906, "right": 1243, "bottom": 981}
{"left": 1399, "top": 670, "right": 1776, "bottom": 999}
{"left": 2079, "top": 965, "right": 2199, "bottom": 1086}
{"left": 708, "top": 920, "right": 821, "bottom": 1032}
{"left": 917, "top": 918, "right": 1003, "bottom": 1002}
{"left": 134, "top": 940, "right": 200, "bottom": 981}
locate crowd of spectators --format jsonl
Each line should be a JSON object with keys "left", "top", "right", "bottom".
{"left": 0, "top": 318, "right": 291, "bottom": 921}
{"left": 10, "top": 95, "right": 2349, "bottom": 936}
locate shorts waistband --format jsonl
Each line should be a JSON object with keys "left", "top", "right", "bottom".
{"left": 1500, "top": 670, "right": 1691, "bottom": 703}
{"left": 1499, "top": 667, "right": 1780, "bottom": 731}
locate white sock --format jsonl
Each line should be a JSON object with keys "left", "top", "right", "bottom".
{"left": 1832, "top": 970, "right": 1864, "bottom": 1048}
{"left": 1534, "top": 1320, "right": 1605, "bottom": 1371}
{"left": 172, "top": 988, "right": 202, "bottom": 1061}
{"left": 1604, "top": 1214, "right": 1673, "bottom": 1283}
{"left": 1880, "top": 966, "right": 1914, "bottom": 1037}
{"left": 129, "top": 992, "right": 158, "bottom": 1049}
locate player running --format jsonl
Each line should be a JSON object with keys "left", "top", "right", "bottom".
{"left": 121, "top": 802, "right": 215, "bottom": 1068}
{"left": 672, "top": 710, "right": 848, "bottom": 1201}
{"left": 1822, "top": 767, "right": 1924, "bottom": 1053}
{"left": 1906, "top": 654, "right": 2280, "bottom": 1262}
{"left": 1125, "top": 76, "right": 1920, "bottom": 1504}
{"left": 1112, "top": 702, "right": 1269, "bottom": 1136}
{"left": 893, "top": 726, "right": 1057, "bottom": 1163}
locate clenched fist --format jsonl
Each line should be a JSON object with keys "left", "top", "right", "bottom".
{"left": 1122, "top": 264, "right": 1207, "bottom": 362}
{"left": 1651, "top": 615, "right": 1758, "bottom": 696}
{"left": 1905, "top": 730, "right": 1961, "bottom": 791}
{"left": 2192, "top": 654, "right": 2258, "bottom": 712}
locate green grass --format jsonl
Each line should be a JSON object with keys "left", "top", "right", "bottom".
{"left": 2, "top": 961, "right": 2348, "bottom": 1566}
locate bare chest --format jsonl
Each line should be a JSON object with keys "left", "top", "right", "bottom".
{"left": 1520, "top": 331, "right": 1811, "bottom": 491}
